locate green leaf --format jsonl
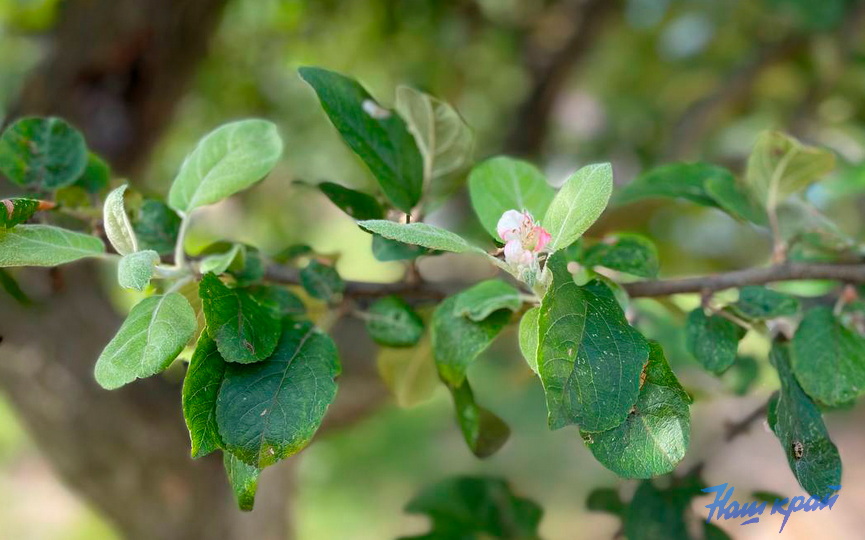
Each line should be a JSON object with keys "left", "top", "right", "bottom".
{"left": 216, "top": 320, "right": 341, "bottom": 468}
{"left": 467, "top": 156, "right": 555, "bottom": 241}
{"left": 518, "top": 307, "right": 540, "bottom": 374}
{"left": 583, "top": 342, "right": 691, "bottom": 478}
{"left": 246, "top": 284, "right": 306, "bottom": 317}
{"left": 168, "top": 119, "right": 283, "bottom": 213}
{"left": 317, "top": 181, "right": 384, "bottom": 220}
{"left": 371, "top": 234, "right": 432, "bottom": 261}
{"left": 586, "top": 487, "right": 625, "bottom": 517}
{"left": 615, "top": 162, "right": 731, "bottom": 207}
{"left": 401, "top": 476, "right": 543, "bottom": 540}
{"left": 395, "top": 85, "right": 473, "bottom": 182}
{"left": 94, "top": 293, "right": 196, "bottom": 390}
{"left": 228, "top": 245, "right": 265, "bottom": 286}
{"left": 431, "top": 295, "right": 511, "bottom": 386}
{"left": 103, "top": 184, "right": 138, "bottom": 255}
{"left": 685, "top": 308, "right": 745, "bottom": 375}
{"left": 704, "top": 174, "right": 768, "bottom": 224}
{"left": 453, "top": 279, "right": 522, "bottom": 322}
{"left": 746, "top": 131, "right": 836, "bottom": 205}
{"left": 542, "top": 163, "right": 613, "bottom": 253}
{"left": 223, "top": 452, "right": 261, "bottom": 511}
{"left": 358, "top": 220, "right": 485, "bottom": 255}
{"left": 732, "top": 286, "right": 800, "bottom": 320}
{"left": 0, "top": 268, "right": 30, "bottom": 305}
{"left": 199, "top": 273, "right": 280, "bottom": 364}
{"left": 271, "top": 243, "right": 313, "bottom": 263}
{"left": 132, "top": 199, "right": 182, "bottom": 256}
{"left": 365, "top": 295, "right": 424, "bottom": 347}
{"left": 769, "top": 341, "right": 842, "bottom": 497}
{"left": 0, "top": 224, "right": 104, "bottom": 267}
{"left": 299, "top": 67, "right": 423, "bottom": 213}
{"left": 74, "top": 153, "right": 110, "bottom": 194}
{"left": 537, "top": 252, "right": 648, "bottom": 431}
{"left": 0, "top": 198, "right": 40, "bottom": 228}
{"left": 377, "top": 333, "right": 438, "bottom": 408}
{"left": 182, "top": 333, "right": 227, "bottom": 458}
{"left": 449, "top": 379, "right": 510, "bottom": 458}
{"left": 624, "top": 481, "right": 691, "bottom": 540}
{"left": 117, "top": 250, "right": 159, "bottom": 291}
{"left": 704, "top": 522, "right": 732, "bottom": 540}
{"left": 791, "top": 307, "right": 865, "bottom": 406}
{"left": 724, "top": 355, "right": 760, "bottom": 396}
{"left": 199, "top": 243, "right": 241, "bottom": 275}
{"left": 299, "top": 260, "right": 345, "bottom": 302}
{"left": 581, "top": 233, "right": 660, "bottom": 278}
{"left": 0, "top": 117, "right": 88, "bottom": 190}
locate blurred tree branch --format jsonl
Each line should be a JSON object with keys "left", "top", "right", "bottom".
{"left": 504, "top": 0, "right": 623, "bottom": 157}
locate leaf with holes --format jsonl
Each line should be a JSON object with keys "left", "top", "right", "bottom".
{"left": 216, "top": 320, "right": 341, "bottom": 468}
{"left": 200, "top": 273, "right": 280, "bottom": 364}
{"left": 537, "top": 252, "right": 648, "bottom": 431}
{"left": 94, "top": 293, "right": 196, "bottom": 389}
{"left": 583, "top": 342, "right": 691, "bottom": 478}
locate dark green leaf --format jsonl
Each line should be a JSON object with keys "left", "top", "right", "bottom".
{"left": 537, "top": 252, "right": 648, "bottom": 431}
{"left": 769, "top": 341, "right": 842, "bottom": 497}
{"left": 586, "top": 487, "right": 625, "bottom": 517}
{"left": 74, "top": 153, "right": 110, "bottom": 194}
{"left": 685, "top": 308, "right": 745, "bottom": 375}
{"left": 583, "top": 342, "right": 691, "bottom": 478}
{"left": 299, "top": 67, "right": 424, "bottom": 213}
{"left": 0, "top": 268, "right": 30, "bottom": 305}
{"left": 704, "top": 174, "right": 767, "bottom": 224}
{"left": 318, "top": 181, "right": 384, "bottom": 220}
{"left": 199, "top": 273, "right": 280, "bottom": 364}
{"left": 216, "top": 320, "right": 341, "bottom": 468}
{"left": 365, "top": 295, "right": 424, "bottom": 347}
{"left": 228, "top": 245, "right": 265, "bottom": 286}
{"left": 791, "top": 306, "right": 865, "bottom": 406}
{"left": 272, "top": 243, "right": 313, "bottom": 263}
{"left": 299, "top": 260, "right": 345, "bottom": 302}
{"left": 624, "top": 481, "right": 690, "bottom": 540}
{"left": 723, "top": 355, "right": 760, "bottom": 396}
{"left": 246, "top": 284, "right": 306, "bottom": 317}
{"left": 132, "top": 199, "right": 181, "bottom": 256}
{"left": 431, "top": 295, "right": 510, "bottom": 386}
{"left": 182, "top": 333, "right": 227, "bottom": 458}
{"left": 732, "top": 286, "right": 800, "bottom": 320}
{"left": 615, "top": 162, "right": 733, "bottom": 208}
{"left": 0, "top": 117, "right": 88, "bottom": 190}
{"left": 371, "top": 233, "right": 432, "bottom": 261}
{"left": 223, "top": 452, "right": 261, "bottom": 511}
{"left": 449, "top": 380, "right": 510, "bottom": 458}
{"left": 401, "top": 476, "right": 543, "bottom": 540}
{"left": 452, "top": 279, "right": 522, "bottom": 321}
{"left": 704, "top": 522, "right": 732, "bottom": 540}
{"left": 581, "top": 233, "right": 660, "bottom": 278}
{"left": 0, "top": 198, "right": 40, "bottom": 228}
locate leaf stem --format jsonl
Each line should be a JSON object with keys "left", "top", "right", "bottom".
{"left": 174, "top": 213, "right": 193, "bottom": 269}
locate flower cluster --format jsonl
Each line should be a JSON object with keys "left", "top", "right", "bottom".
{"left": 496, "top": 209, "right": 551, "bottom": 284}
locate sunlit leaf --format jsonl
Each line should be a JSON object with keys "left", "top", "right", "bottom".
{"left": 542, "top": 163, "right": 613, "bottom": 253}
{"left": 0, "top": 224, "right": 104, "bottom": 267}
{"left": 117, "top": 250, "right": 159, "bottom": 291}
{"left": 103, "top": 185, "right": 138, "bottom": 255}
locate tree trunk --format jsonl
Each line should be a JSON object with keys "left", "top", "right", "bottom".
{"left": 0, "top": 1, "right": 302, "bottom": 538}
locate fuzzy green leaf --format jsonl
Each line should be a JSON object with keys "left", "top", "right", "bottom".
{"left": 583, "top": 342, "right": 691, "bottom": 478}
{"left": 200, "top": 273, "right": 280, "bottom": 364}
{"left": 0, "top": 117, "right": 87, "bottom": 190}
{"left": 371, "top": 234, "right": 432, "bottom": 261}
{"left": 537, "top": 252, "right": 648, "bottom": 431}
{"left": 0, "top": 224, "right": 104, "bottom": 267}
{"left": 359, "top": 220, "right": 484, "bottom": 255}
{"left": 453, "top": 279, "right": 522, "bottom": 322}
{"left": 318, "top": 181, "right": 384, "bottom": 220}
{"left": 103, "top": 185, "right": 138, "bottom": 255}
{"left": 94, "top": 293, "right": 196, "bottom": 389}
{"left": 168, "top": 119, "right": 283, "bottom": 213}
{"left": 117, "top": 250, "right": 159, "bottom": 291}
{"left": 468, "top": 156, "right": 555, "bottom": 240}
{"left": 216, "top": 320, "right": 341, "bottom": 468}
{"left": 518, "top": 307, "right": 540, "bottom": 374}
{"left": 791, "top": 307, "right": 865, "bottom": 406}
{"left": 542, "top": 163, "right": 613, "bottom": 253}
{"left": 299, "top": 67, "right": 423, "bottom": 213}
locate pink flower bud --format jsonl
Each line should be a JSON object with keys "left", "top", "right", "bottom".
{"left": 497, "top": 209, "right": 524, "bottom": 242}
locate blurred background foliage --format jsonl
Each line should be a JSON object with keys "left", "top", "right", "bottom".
{"left": 3, "top": 0, "right": 865, "bottom": 538}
